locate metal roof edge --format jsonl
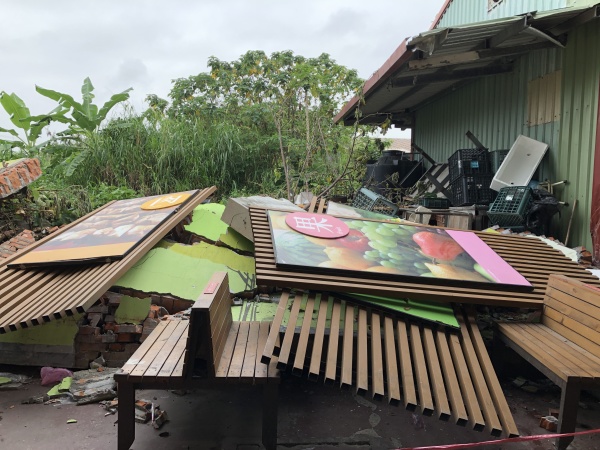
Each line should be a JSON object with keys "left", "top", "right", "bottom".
{"left": 334, "top": 39, "right": 411, "bottom": 124}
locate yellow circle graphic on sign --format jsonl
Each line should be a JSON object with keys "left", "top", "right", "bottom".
{"left": 141, "top": 193, "right": 192, "bottom": 210}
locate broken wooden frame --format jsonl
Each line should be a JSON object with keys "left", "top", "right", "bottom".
{"left": 250, "top": 207, "right": 600, "bottom": 307}
{"left": 0, "top": 186, "right": 217, "bottom": 334}
{"left": 114, "top": 272, "right": 279, "bottom": 450}
{"left": 261, "top": 290, "right": 518, "bottom": 437}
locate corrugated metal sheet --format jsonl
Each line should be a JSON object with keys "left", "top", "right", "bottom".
{"left": 436, "top": 0, "right": 567, "bottom": 28}
{"left": 556, "top": 20, "right": 600, "bottom": 248}
{"left": 414, "top": 19, "right": 600, "bottom": 249}
{"left": 0, "top": 186, "right": 217, "bottom": 334}
{"left": 414, "top": 46, "right": 562, "bottom": 164}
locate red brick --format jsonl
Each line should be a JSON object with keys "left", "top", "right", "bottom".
{"left": 108, "top": 343, "right": 125, "bottom": 352}
{"left": 78, "top": 326, "right": 100, "bottom": 335}
{"left": 116, "top": 333, "right": 139, "bottom": 343}
{"left": 75, "top": 342, "right": 107, "bottom": 352}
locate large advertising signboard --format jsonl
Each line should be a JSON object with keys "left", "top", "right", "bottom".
{"left": 268, "top": 210, "right": 531, "bottom": 289}
{"left": 9, "top": 191, "right": 197, "bottom": 268}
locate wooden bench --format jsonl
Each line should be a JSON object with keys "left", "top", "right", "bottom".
{"left": 495, "top": 274, "right": 600, "bottom": 450}
{"left": 114, "top": 272, "right": 279, "bottom": 450}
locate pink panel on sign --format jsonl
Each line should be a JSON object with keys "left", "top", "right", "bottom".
{"left": 285, "top": 212, "right": 349, "bottom": 239}
{"left": 446, "top": 230, "right": 531, "bottom": 286}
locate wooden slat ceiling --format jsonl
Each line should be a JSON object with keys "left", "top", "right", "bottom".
{"left": 261, "top": 291, "right": 519, "bottom": 437}
{"left": 0, "top": 186, "right": 217, "bottom": 334}
{"left": 249, "top": 208, "right": 600, "bottom": 308}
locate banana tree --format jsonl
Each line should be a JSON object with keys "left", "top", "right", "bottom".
{"left": 0, "top": 91, "right": 68, "bottom": 156}
{"left": 35, "top": 77, "right": 132, "bottom": 136}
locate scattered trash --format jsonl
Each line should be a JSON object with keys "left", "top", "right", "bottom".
{"left": 159, "top": 431, "right": 170, "bottom": 438}
{"left": 40, "top": 367, "right": 73, "bottom": 386}
{"left": 134, "top": 399, "right": 169, "bottom": 429}
{"left": 90, "top": 355, "right": 106, "bottom": 370}
{"left": 66, "top": 419, "right": 77, "bottom": 424}
{"left": 0, "top": 372, "right": 33, "bottom": 390}
{"left": 540, "top": 415, "right": 558, "bottom": 431}
{"left": 412, "top": 413, "right": 426, "bottom": 430}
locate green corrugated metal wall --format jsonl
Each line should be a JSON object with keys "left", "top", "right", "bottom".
{"left": 413, "top": 20, "right": 600, "bottom": 248}
{"left": 436, "top": 0, "right": 567, "bottom": 28}
{"left": 556, "top": 20, "right": 600, "bottom": 249}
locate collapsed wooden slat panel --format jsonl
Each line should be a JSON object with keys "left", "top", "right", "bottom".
{"left": 340, "top": 303, "right": 355, "bottom": 388}
{"left": 371, "top": 311, "right": 385, "bottom": 400}
{"left": 356, "top": 308, "right": 369, "bottom": 395}
{"left": 293, "top": 293, "right": 316, "bottom": 375}
{"left": 277, "top": 292, "right": 303, "bottom": 369}
{"left": 384, "top": 316, "right": 401, "bottom": 404}
{"left": 309, "top": 295, "right": 329, "bottom": 380}
{"left": 261, "top": 290, "right": 289, "bottom": 364}
{"left": 0, "top": 186, "right": 217, "bottom": 334}
{"left": 249, "top": 207, "right": 600, "bottom": 308}
{"left": 410, "top": 323, "right": 434, "bottom": 416}
{"left": 422, "top": 327, "right": 451, "bottom": 421}
{"left": 325, "top": 300, "right": 342, "bottom": 383}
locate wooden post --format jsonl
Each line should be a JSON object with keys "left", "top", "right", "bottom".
{"left": 556, "top": 379, "right": 581, "bottom": 450}
{"left": 118, "top": 382, "right": 136, "bottom": 450}
{"left": 262, "top": 383, "right": 279, "bottom": 450}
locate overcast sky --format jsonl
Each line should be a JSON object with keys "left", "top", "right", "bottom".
{"left": 1, "top": 0, "right": 443, "bottom": 138}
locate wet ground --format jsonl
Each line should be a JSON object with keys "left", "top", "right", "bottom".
{"left": 1, "top": 363, "right": 599, "bottom": 450}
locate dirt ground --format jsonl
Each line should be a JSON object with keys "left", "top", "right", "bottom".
{"left": 1, "top": 362, "right": 600, "bottom": 450}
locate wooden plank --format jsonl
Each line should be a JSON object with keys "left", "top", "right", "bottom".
{"left": 308, "top": 196, "right": 318, "bottom": 213}
{"left": 119, "top": 321, "right": 172, "bottom": 375}
{"left": 465, "top": 310, "right": 519, "bottom": 437}
{"left": 384, "top": 316, "right": 401, "bottom": 404}
{"left": 422, "top": 327, "right": 451, "bottom": 421}
{"left": 435, "top": 329, "right": 468, "bottom": 426}
{"left": 309, "top": 294, "right": 330, "bottom": 380}
{"left": 317, "top": 197, "right": 326, "bottom": 213}
{"left": 228, "top": 321, "right": 250, "bottom": 378}
{"left": 241, "top": 322, "right": 260, "bottom": 378}
{"left": 448, "top": 332, "right": 485, "bottom": 431}
{"left": 255, "top": 321, "right": 271, "bottom": 379}
{"left": 356, "top": 308, "right": 369, "bottom": 395}
{"left": 542, "top": 309, "right": 600, "bottom": 357}
{"left": 536, "top": 324, "right": 600, "bottom": 368}
{"left": 545, "top": 287, "right": 600, "bottom": 324}
{"left": 517, "top": 322, "right": 600, "bottom": 379}
{"left": 370, "top": 312, "right": 385, "bottom": 400}
{"left": 409, "top": 323, "right": 434, "bottom": 415}
{"left": 325, "top": 299, "right": 342, "bottom": 383}
{"left": 216, "top": 322, "right": 241, "bottom": 377}
{"left": 456, "top": 310, "right": 502, "bottom": 436}
{"left": 397, "top": 318, "right": 417, "bottom": 410}
{"left": 156, "top": 322, "right": 190, "bottom": 378}
{"left": 144, "top": 321, "right": 189, "bottom": 378}
{"left": 262, "top": 290, "right": 289, "bottom": 364}
{"left": 340, "top": 303, "right": 355, "bottom": 388}
{"left": 293, "top": 293, "right": 317, "bottom": 375}
{"left": 277, "top": 291, "right": 303, "bottom": 369}
{"left": 130, "top": 321, "right": 182, "bottom": 378}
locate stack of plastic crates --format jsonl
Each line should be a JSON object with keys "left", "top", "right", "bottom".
{"left": 447, "top": 148, "right": 495, "bottom": 206}
{"left": 487, "top": 186, "right": 533, "bottom": 227}
{"left": 417, "top": 197, "right": 450, "bottom": 209}
{"left": 352, "top": 187, "right": 399, "bottom": 216}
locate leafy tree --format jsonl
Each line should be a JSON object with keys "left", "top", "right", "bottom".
{"left": 160, "top": 50, "right": 364, "bottom": 200}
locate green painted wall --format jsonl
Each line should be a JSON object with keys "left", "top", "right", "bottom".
{"left": 0, "top": 314, "right": 82, "bottom": 346}
{"left": 413, "top": 20, "right": 600, "bottom": 249}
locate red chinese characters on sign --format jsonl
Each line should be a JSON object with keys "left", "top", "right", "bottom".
{"left": 285, "top": 212, "right": 349, "bottom": 239}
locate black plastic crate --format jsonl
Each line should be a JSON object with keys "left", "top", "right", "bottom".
{"left": 417, "top": 197, "right": 450, "bottom": 209}
{"left": 491, "top": 149, "right": 509, "bottom": 172}
{"left": 449, "top": 174, "right": 496, "bottom": 206}
{"left": 487, "top": 186, "right": 533, "bottom": 227}
{"left": 448, "top": 148, "right": 492, "bottom": 182}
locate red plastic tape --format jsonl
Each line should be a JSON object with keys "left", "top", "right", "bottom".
{"left": 399, "top": 427, "right": 600, "bottom": 450}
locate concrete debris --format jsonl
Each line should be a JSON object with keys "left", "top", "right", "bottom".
{"left": 540, "top": 415, "right": 558, "bottom": 431}
{"left": 69, "top": 367, "right": 119, "bottom": 405}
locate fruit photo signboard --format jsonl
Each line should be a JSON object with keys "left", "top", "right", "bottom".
{"left": 268, "top": 210, "right": 531, "bottom": 289}
{"left": 9, "top": 190, "right": 198, "bottom": 268}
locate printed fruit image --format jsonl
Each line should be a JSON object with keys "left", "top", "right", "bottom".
{"left": 324, "top": 247, "right": 375, "bottom": 270}
{"left": 413, "top": 231, "right": 465, "bottom": 261}
{"left": 474, "top": 263, "right": 496, "bottom": 282}
{"left": 424, "top": 263, "right": 488, "bottom": 282}
{"left": 306, "top": 229, "right": 370, "bottom": 252}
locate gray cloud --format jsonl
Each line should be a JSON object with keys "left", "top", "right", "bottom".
{"left": 0, "top": 0, "right": 443, "bottom": 133}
